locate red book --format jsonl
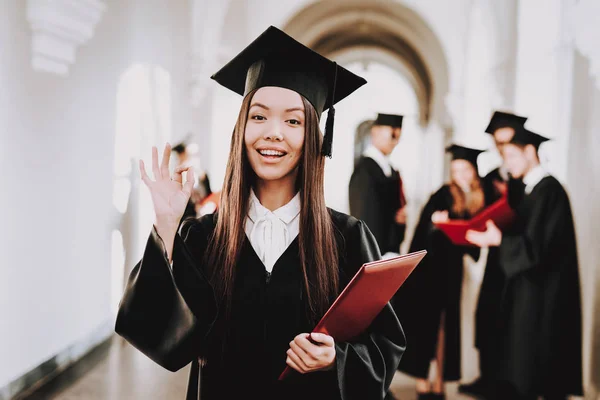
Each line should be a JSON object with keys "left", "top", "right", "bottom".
{"left": 278, "top": 250, "right": 427, "bottom": 380}
{"left": 434, "top": 196, "right": 516, "bottom": 246}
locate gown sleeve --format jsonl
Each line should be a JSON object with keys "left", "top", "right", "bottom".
{"left": 334, "top": 220, "right": 407, "bottom": 399}
{"left": 349, "top": 163, "right": 386, "bottom": 251}
{"left": 499, "top": 182, "right": 572, "bottom": 278}
{"left": 115, "top": 217, "right": 218, "bottom": 372}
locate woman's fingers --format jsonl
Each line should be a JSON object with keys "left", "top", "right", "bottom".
{"left": 287, "top": 348, "right": 310, "bottom": 372}
{"left": 172, "top": 166, "right": 184, "bottom": 184}
{"left": 151, "top": 146, "right": 161, "bottom": 180}
{"left": 182, "top": 167, "right": 194, "bottom": 198}
{"left": 285, "top": 355, "right": 305, "bottom": 374}
{"left": 290, "top": 337, "right": 317, "bottom": 363}
{"left": 310, "top": 333, "right": 334, "bottom": 347}
{"left": 139, "top": 160, "right": 152, "bottom": 187}
{"left": 160, "top": 143, "right": 171, "bottom": 179}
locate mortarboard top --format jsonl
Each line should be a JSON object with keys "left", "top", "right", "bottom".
{"left": 509, "top": 127, "right": 550, "bottom": 149}
{"left": 446, "top": 144, "right": 485, "bottom": 166}
{"left": 211, "top": 26, "right": 367, "bottom": 157}
{"left": 172, "top": 142, "right": 186, "bottom": 154}
{"left": 374, "top": 113, "right": 403, "bottom": 128}
{"left": 485, "top": 111, "right": 528, "bottom": 134}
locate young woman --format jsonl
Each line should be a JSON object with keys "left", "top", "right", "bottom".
{"left": 393, "top": 145, "right": 487, "bottom": 400}
{"left": 115, "top": 26, "right": 405, "bottom": 400}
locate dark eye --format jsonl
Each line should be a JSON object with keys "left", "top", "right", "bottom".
{"left": 287, "top": 119, "right": 301, "bottom": 125}
{"left": 251, "top": 115, "right": 266, "bottom": 121}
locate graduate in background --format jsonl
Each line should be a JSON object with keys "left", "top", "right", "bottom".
{"left": 459, "top": 111, "right": 528, "bottom": 397}
{"left": 172, "top": 140, "right": 213, "bottom": 219}
{"left": 395, "top": 145, "right": 488, "bottom": 400}
{"left": 481, "top": 111, "right": 527, "bottom": 206}
{"left": 115, "top": 26, "right": 405, "bottom": 400}
{"left": 349, "top": 113, "right": 407, "bottom": 257}
{"left": 466, "top": 128, "right": 583, "bottom": 400}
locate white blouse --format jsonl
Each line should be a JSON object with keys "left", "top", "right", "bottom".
{"left": 245, "top": 190, "right": 301, "bottom": 272}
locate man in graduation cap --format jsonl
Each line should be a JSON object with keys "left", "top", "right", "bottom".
{"left": 349, "top": 113, "right": 407, "bottom": 257}
{"left": 459, "top": 111, "right": 529, "bottom": 397}
{"left": 481, "top": 111, "right": 528, "bottom": 206}
{"left": 466, "top": 127, "right": 583, "bottom": 400}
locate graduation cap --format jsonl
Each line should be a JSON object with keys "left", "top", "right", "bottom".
{"left": 446, "top": 144, "right": 485, "bottom": 166}
{"left": 211, "top": 26, "right": 367, "bottom": 157}
{"left": 172, "top": 141, "right": 186, "bottom": 154}
{"left": 485, "top": 111, "right": 528, "bottom": 134}
{"left": 509, "top": 127, "right": 550, "bottom": 150}
{"left": 374, "top": 113, "right": 403, "bottom": 128}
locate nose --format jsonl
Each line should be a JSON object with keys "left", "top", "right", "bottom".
{"left": 264, "top": 121, "right": 283, "bottom": 141}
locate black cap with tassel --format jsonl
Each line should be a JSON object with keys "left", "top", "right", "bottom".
{"left": 210, "top": 26, "right": 367, "bottom": 159}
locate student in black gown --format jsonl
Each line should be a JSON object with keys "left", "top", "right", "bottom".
{"left": 459, "top": 111, "right": 528, "bottom": 397}
{"left": 349, "top": 113, "right": 407, "bottom": 256}
{"left": 395, "top": 145, "right": 488, "bottom": 400}
{"left": 115, "top": 26, "right": 405, "bottom": 400}
{"left": 466, "top": 128, "right": 583, "bottom": 400}
{"left": 480, "top": 111, "right": 527, "bottom": 207}
{"left": 172, "top": 140, "right": 213, "bottom": 220}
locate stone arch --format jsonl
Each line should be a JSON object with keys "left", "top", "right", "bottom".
{"left": 282, "top": 0, "right": 451, "bottom": 128}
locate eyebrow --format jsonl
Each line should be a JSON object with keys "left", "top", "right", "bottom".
{"left": 250, "top": 102, "right": 305, "bottom": 113}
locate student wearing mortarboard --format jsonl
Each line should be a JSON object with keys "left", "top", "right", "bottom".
{"left": 466, "top": 128, "right": 583, "bottom": 400}
{"left": 481, "top": 111, "right": 528, "bottom": 206}
{"left": 171, "top": 139, "right": 214, "bottom": 219}
{"left": 349, "top": 113, "right": 407, "bottom": 257}
{"left": 458, "top": 111, "right": 529, "bottom": 397}
{"left": 394, "top": 144, "right": 490, "bottom": 399}
{"left": 115, "top": 26, "right": 405, "bottom": 400}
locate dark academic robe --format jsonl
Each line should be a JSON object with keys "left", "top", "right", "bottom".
{"left": 115, "top": 210, "right": 405, "bottom": 400}
{"left": 393, "top": 185, "right": 480, "bottom": 381}
{"left": 496, "top": 175, "right": 583, "bottom": 397}
{"left": 349, "top": 157, "right": 406, "bottom": 254}
{"left": 482, "top": 167, "right": 525, "bottom": 208}
{"left": 183, "top": 175, "right": 213, "bottom": 220}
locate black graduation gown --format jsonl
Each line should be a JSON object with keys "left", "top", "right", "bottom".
{"left": 393, "top": 185, "right": 477, "bottom": 381}
{"left": 182, "top": 175, "right": 213, "bottom": 220}
{"left": 349, "top": 157, "right": 406, "bottom": 254}
{"left": 115, "top": 209, "right": 406, "bottom": 400}
{"left": 482, "top": 167, "right": 525, "bottom": 208}
{"left": 496, "top": 176, "right": 583, "bottom": 397}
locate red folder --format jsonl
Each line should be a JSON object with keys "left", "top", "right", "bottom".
{"left": 434, "top": 196, "right": 516, "bottom": 246}
{"left": 278, "top": 250, "right": 427, "bottom": 380}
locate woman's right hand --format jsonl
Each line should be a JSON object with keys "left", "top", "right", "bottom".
{"left": 431, "top": 210, "right": 449, "bottom": 224}
{"left": 140, "top": 144, "right": 195, "bottom": 239}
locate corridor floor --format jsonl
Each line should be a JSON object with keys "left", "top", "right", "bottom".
{"left": 22, "top": 336, "right": 473, "bottom": 400}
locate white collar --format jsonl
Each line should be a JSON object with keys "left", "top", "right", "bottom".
{"left": 363, "top": 144, "right": 392, "bottom": 177}
{"left": 248, "top": 190, "right": 301, "bottom": 225}
{"left": 523, "top": 165, "right": 548, "bottom": 194}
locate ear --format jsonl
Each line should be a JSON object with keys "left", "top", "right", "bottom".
{"left": 525, "top": 144, "right": 538, "bottom": 161}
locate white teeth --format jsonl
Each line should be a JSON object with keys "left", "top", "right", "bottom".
{"left": 259, "top": 149, "right": 284, "bottom": 156}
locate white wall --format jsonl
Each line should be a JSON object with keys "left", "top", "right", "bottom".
{"left": 0, "top": 0, "right": 193, "bottom": 389}
{"left": 567, "top": 51, "right": 600, "bottom": 398}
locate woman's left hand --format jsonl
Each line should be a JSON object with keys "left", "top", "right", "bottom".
{"left": 286, "top": 333, "right": 336, "bottom": 374}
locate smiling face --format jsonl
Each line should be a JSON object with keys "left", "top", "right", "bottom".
{"left": 244, "top": 87, "right": 306, "bottom": 186}
{"left": 450, "top": 159, "right": 478, "bottom": 192}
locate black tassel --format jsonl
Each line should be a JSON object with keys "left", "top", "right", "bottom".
{"left": 321, "top": 106, "right": 335, "bottom": 158}
{"left": 321, "top": 62, "right": 338, "bottom": 158}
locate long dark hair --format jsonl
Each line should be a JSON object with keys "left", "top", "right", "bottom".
{"left": 205, "top": 89, "right": 339, "bottom": 327}
{"left": 449, "top": 168, "right": 485, "bottom": 217}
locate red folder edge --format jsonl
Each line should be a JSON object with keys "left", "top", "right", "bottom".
{"left": 434, "top": 196, "right": 516, "bottom": 246}
{"left": 278, "top": 250, "right": 427, "bottom": 380}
